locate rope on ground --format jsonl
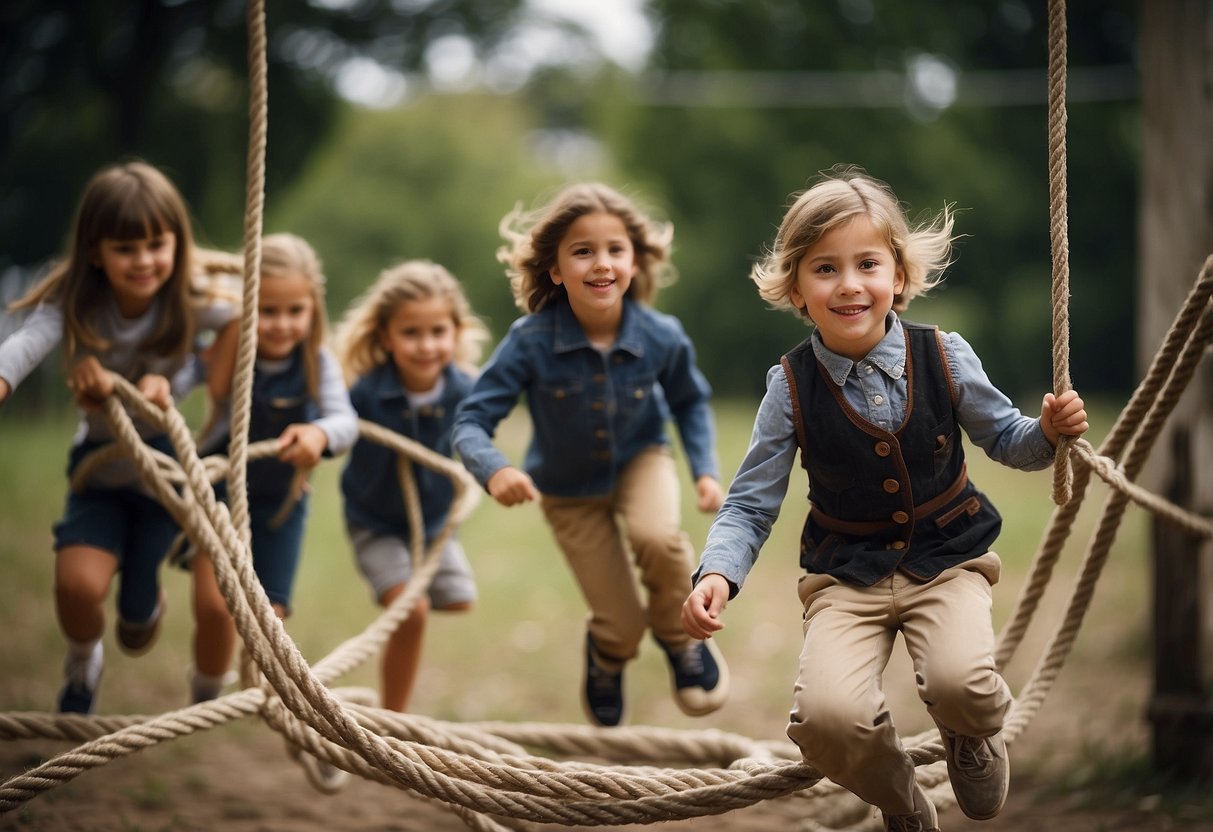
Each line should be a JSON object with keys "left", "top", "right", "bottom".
{"left": 4, "top": 0, "right": 1212, "bottom": 828}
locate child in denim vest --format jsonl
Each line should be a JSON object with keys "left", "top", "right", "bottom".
{"left": 452, "top": 182, "right": 729, "bottom": 727}
{"left": 334, "top": 260, "right": 489, "bottom": 712}
{"left": 682, "top": 166, "right": 1088, "bottom": 831}
{"left": 189, "top": 232, "right": 357, "bottom": 703}
{"left": 0, "top": 160, "right": 238, "bottom": 714}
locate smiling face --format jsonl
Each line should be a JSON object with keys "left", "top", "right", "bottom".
{"left": 790, "top": 215, "right": 905, "bottom": 362}
{"left": 379, "top": 295, "right": 457, "bottom": 393}
{"left": 94, "top": 232, "right": 177, "bottom": 318}
{"left": 549, "top": 211, "right": 638, "bottom": 341}
{"left": 257, "top": 271, "right": 316, "bottom": 361}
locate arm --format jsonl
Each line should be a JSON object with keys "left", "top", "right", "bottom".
{"left": 0, "top": 304, "right": 64, "bottom": 404}
{"left": 311, "top": 347, "right": 359, "bottom": 456}
{"left": 204, "top": 318, "right": 241, "bottom": 403}
{"left": 944, "top": 332, "right": 1058, "bottom": 471}
{"left": 693, "top": 366, "right": 799, "bottom": 595}
{"left": 451, "top": 325, "right": 534, "bottom": 497}
{"left": 657, "top": 317, "right": 721, "bottom": 509}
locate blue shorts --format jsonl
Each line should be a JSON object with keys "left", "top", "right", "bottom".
{"left": 53, "top": 438, "right": 180, "bottom": 624}
{"left": 215, "top": 482, "right": 309, "bottom": 613}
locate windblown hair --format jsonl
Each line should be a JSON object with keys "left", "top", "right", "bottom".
{"left": 259, "top": 233, "right": 329, "bottom": 399}
{"left": 11, "top": 160, "right": 197, "bottom": 360}
{"left": 497, "top": 182, "right": 675, "bottom": 314}
{"left": 751, "top": 164, "right": 956, "bottom": 319}
{"left": 334, "top": 259, "right": 488, "bottom": 384}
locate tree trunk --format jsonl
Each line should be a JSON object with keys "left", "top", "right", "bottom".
{"left": 1139, "top": 0, "right": 1213, "bottom": 783}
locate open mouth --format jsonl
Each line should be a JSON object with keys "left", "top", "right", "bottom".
{"left": 830, "top": 304, "right": 869, "bottom": 317}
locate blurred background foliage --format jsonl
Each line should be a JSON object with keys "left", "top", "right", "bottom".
{"left": 1, "top": 0, "right": 1138, "bottom": 411}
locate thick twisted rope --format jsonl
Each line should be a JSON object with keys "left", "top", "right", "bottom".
{"left": 1046, "top": 0, "right": 1076, "bottom": 505}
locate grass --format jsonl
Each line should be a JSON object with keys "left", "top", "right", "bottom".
{"left": 0, "top": 393, "right": 1181, "bottom": 797}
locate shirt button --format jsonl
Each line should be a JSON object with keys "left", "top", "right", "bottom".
{"left": 892, "top": 511, "right": 909, "bottom": 524}
{"left": 874, "top": 441, "right": 891, "bottom": 457}
{"left": 595, "top": 429, "right": 608, "bottom": 439}
{"left": 889, "top": 540, "right": 907, "bottom": 550}
{"left": 882, "top": 478, "right": 900, "bottom": 494}
{"left": 594, "top": 374, "right": 606, "bottom": 382}
{"left": 633, "top": 389, "right": 645, "bottom": 399}
{"left": 553, "top": 389, "right": 566, "bottom": 399}
{"left": 593, "top": 451, "right": 611, "bottom": 461}
{"left": 873, "top": 394, "right": 884, "bottom": 405}
{"left": 591, "top": 401, "right": 605, "bottom": 411}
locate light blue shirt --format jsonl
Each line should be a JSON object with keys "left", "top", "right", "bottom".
{"left": 695, "top": 313, "right": 1056, "bottom": 595}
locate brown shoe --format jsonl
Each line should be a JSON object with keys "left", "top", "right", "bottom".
{"left": 937, "top": 724, "right": 1010, "bottom": 820}
{"left": 882, "top": 782, "right": 940, "bottom": 832}
{"left": 116, "top": 590, "right": 166, "bottom": 656}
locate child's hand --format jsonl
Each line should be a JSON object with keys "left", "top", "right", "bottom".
{"left": 487, "top": 466, "right": 539, "bottom": 507}
{"left": 682, "top": 573, "right": 730, "bottom": 640}
{"left": 1040, "top": 389, "right": 1089, "bottom": 447}
{"left": 277, "top": 423, "right": 328, "bottom": 469}
{"left": 0, "top": 377, "right": 10, "bottom": 406}
{"left": 695, "top": 475, "right": 724, "bottom": 513}
{"left": 68, "top": 356, "right": 114, "bottom": 410}
{"left": 137, "top": 374, "right": 173, "bottom": 410}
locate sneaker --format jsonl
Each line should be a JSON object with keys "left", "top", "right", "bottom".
{"left": 57, "top": 641, "right": 103, "bottom": 715}
{"left": 655, "top": 637, "right": 729, "bottom": 717}
{"left": 582, "top": 633, "right": 625, "bottom": 727}
{"left": 116, "top": 590, "right": 166, "bottom": 656}
{"left": 188, "top": 665, "right": 240, "bottom": 704}
{"left": 882, "top": 782, "right": 940, "bottom": 832}
{"left": 936, "top": 722, "right": 1010, "bottom": 820}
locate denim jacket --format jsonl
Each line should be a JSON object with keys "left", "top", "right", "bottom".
{"left": 342, "top": 361, "right": 473, "bottom": 543}
{"left": 452, "top": 297, "right": 718, "bottom": 497}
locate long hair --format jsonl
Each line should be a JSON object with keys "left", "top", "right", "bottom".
{"left": 259, "top": 233, "right": 329, "bottom": 399}
{"left": 334, "top": 259, "right": 488, "bottom": 384}
{"left": 12, "top": 160, "right": 197, "bottom": 359}
{"left": 497, "top": 182, "right": 675, "bottom": 314}
{"left": 751, "top": 164, "right": 955, "bottom": 318}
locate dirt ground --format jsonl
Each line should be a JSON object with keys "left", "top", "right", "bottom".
{"left": 3, "top": 670, "right": 1212, "bottom": 832}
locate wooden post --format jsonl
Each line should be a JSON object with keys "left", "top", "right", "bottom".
{"left": 1139, "top": 0, "right": 1213, "bottom": 782}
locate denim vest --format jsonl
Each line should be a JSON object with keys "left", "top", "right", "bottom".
{"left": 242, "top": 349, "right": 319, "bottom": 501}
{"left": 782, "top": 322, "right": 1001, "bottom": 585}
{"left": 341, "top": 361, "right": 473, "bottom": 544}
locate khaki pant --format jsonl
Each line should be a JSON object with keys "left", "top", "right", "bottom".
{"left": 540, "top": 446, "right": 695, "bottom": 662}
{"left": 787, "top": 552, "right": 1011, "bottom": 815}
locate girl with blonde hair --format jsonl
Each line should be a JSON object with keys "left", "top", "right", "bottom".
{"left": 334, "top": 259, "right": 487, "bottom": 711}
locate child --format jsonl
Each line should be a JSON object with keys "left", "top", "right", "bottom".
{"left": 681, "top": 166, "right": 1088, "bottom": 831}
{"left": 0, "top": 160, "right": 238, "bottom": 714}
{"left": 189, "top": 232, "right": 357, "bottom": 704}
{"left": 452, "top": 182, "right": 729, "bottom": 727}
{"left": 334, "top": 260, "right": 489, "bottom": 711}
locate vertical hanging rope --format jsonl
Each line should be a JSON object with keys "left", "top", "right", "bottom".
{"left": 227, "top": 0, "right": 269, "bottom": 543}
{"left": 1047, "top": 0, "right": 1075, "bottom": 505}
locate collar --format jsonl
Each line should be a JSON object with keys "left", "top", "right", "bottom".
{"left": 369, "top": 360, "right": 460, "bottom": 404}
{"left": 552, "top": 296, "right": 645, "bottom": 357}
{"left": 811, "top": 312, "right": 906, "bottom": 385}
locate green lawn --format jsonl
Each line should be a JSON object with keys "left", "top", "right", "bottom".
{"left": 0, "top": 397, "right": 1150, "bottom": 757}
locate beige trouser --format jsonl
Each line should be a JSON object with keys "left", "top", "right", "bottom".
{"left": 540, "top": 446, "right": 695, "bottom": 662}
{"left": 787, "top": 552, "right": 1011, "bottom": 815}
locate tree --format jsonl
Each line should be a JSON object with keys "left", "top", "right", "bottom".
{"left": 0, "top": 0, "right": 527, "bottom": 269}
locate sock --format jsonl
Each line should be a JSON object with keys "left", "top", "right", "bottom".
{"left": 65, "top": 638, "right": 104, "bottom": 688}
{"left": 190, "top": 667, "right": 229, "bottom": 703}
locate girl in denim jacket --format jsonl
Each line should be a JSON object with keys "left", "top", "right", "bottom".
{"left": 682, "top": 166, "right": 1088, "bottom": 831}
{"left": 334, "top": 260, "right": 488, "bottom": 711}
{"left": 452, "top": 182, "right": 729, "bottom": 727}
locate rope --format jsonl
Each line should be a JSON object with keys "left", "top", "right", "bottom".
{"left": 1046, "top": 0, "right": 1076, "bottom": 506}
{"left": 4, "top": 1, "right": 1212, "bottom": 829}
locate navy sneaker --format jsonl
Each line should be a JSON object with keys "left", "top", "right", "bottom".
{"left": 57, "top": 642, "right": 103, "bottom": 715}
{"left": 582, "top": 633, "right": 625, "bottom": 727}
{"left": 655, "top": 637, "right": 729, "bottom": 717}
